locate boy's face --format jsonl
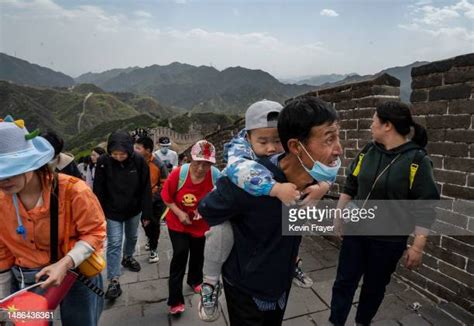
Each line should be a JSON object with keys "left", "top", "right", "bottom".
{"left": 247, "top": 128, "right": 283, "bottom": 157}
{"left": 134, "top": 144, "right": 151, "bottom": 158}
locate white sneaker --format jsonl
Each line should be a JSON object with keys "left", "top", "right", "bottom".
{"left": 149, "top": 250, "right": 159, "bottom": 263}
{"left": 293, "top": 259, "right": 314, "bottom": 288}
{"left": 198, "top": 282, "right": 221, "bottom": 322}
{"left": 144, "top": 243, "right": 150, "bottom": 251}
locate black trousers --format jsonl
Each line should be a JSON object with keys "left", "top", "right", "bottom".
{"left": 142, "top": 219, "right": 161, "bottom": 251}
{"left": 167, "top": 229, "right": 205, "bottom": 306}
{"left": 142, "top": 196, "right": 166, "bottom": 251}
{"left": 329, "top": 236, "right": 406, "bottom": 325}
{"left": 223, "top": 279, "right": 287, "bottom": 326}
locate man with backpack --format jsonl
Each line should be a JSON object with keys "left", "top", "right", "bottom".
{"left": 134, "top": 136, "right": 169, "bottom": 263}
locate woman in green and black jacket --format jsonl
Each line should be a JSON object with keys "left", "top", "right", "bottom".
{"left": 329, "top": 101, "right": 440, "bottom": 326}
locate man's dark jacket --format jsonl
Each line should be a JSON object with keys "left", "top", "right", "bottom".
{"left": 198, "top": 156, "right": 301, "bottom": 301}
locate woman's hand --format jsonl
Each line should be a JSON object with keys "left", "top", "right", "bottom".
{"left": 35, "top": 256, "right": 74, "bottom": 289}
{"left": 193, "top": 211, "right": 203, "bottom": 220}
{"left": 404, "top": 247, "right": 423, "bottom": 270}
{"left": 177, "top": 210, "right": 192, "bottom": 225}
{"left": 333, "top": 213, "right": 344, "bottom": 240}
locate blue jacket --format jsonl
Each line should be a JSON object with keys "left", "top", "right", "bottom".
{"left": 223, "top": 129, "right": 276, "bottom": 196}
{"left": 198, "top": 155, "right": 301, "bottom": 301}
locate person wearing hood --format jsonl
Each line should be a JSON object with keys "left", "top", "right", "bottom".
{"left": 93, "top": 131, "right": 153, "bottom": 300}
{"left": 330, "top": 101, "right": 440, "bottom": 326}
{"left": 42, "top": 131, "right": 82, "bottom": 179}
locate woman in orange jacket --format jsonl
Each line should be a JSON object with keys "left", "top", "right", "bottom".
{"left": 0, "top": 116, "right": 106, "bottom": 326}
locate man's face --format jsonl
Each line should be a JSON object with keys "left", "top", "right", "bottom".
{"left": 160, "top": 146, "right": 170, "bottom": 154}
{"left": 111, "top": 150, "right": 128, "bottom": 162}
{"left": 299, "top": 122, "right": 342, "bottom": 168}
{"left": 134, "top": 144, "right": 151, "bottom": 158}
{"left": 247, "top": 128, "right": 283, "bottom": 157}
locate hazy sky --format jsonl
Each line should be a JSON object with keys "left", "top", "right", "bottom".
{"left": 1, "top": 0, "right": 473, "bottom": 78}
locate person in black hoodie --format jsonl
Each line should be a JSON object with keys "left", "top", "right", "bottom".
{"left": 93, "top": 131, "right": 153, "bottom": 300}
{"left": 330, "top": 101, "right": 440, "bottom": 326}
{"left": 198, "top": 96, "right": 342, "bottom": 326}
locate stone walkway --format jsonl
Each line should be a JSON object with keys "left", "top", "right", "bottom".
{"left": 99, "top": 226, "right": 473, "bottom": 326}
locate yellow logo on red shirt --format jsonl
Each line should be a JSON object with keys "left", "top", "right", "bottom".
{"left": 182, "top": 194, "right": 197, "bottom": 207}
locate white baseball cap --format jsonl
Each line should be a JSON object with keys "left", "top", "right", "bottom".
{"left": 245, "top": 100, "right": 283, "bottom": 131}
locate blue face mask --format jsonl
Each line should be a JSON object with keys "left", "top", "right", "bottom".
{"left": 160, "top": 147, "right": 169, "bottom": 155}
{"left": 297, "top": 142, "right": 341, "bottom": 183}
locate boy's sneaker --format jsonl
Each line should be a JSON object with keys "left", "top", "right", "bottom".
{"left": 169, "top": 303, "right": 185, "bottom": 315}
{"left": 198, "top": 282, "right": 221, "bottom": 322}
{"left": 293, "top": 259, "right": 313, "bottom": 288}
{"left": 149, "top": 250, "right": 159, "bottom": 263}
{"left": 144, "top": 243, "right": 150, "bottom": 251}
{"left": 122, "top": 256, "right": 141, "bottom": 272}
{"left": 105, "top": 279, "right": 122, "bottom": 300}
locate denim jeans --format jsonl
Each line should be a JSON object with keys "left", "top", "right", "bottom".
{"left": 106, "top": 213, "right": 141, "bottom": 280}
{"left": 11, "top": 266, "right": 104, "bottom": 326}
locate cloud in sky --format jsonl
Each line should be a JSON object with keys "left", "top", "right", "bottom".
{"left": 0, "top": 0, "right": 340, "bottom": 77}
{"left": 134, "top": 10, "right": 152, "bottom": 18}
{"left": 320, "top": 9, "right": 339, "bottom": 17}
{"left": 0, "top": 0, "right": 471, "bottom": 79}
{"left": 399, "top": 0, "right": 473, "bottom": 62}
{"left": 400, "top": 0, "right": 474, "bottom": 40}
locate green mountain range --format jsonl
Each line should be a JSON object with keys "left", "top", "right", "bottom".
{"left": 0, "top": 81, "right": 173, "bottom": 153}
{"left": 0, "top": 53, "right": 74, "bottom": 88}
{"left": 76, "top": 62, "right": 315, "bottom": 114}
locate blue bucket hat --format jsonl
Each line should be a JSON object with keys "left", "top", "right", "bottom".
{"left": 0, "top": 115, "right": 54, "bottom": 180}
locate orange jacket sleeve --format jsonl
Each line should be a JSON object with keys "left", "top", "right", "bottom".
{"left": 0, "top": 237, "right": 14, "bottom": 272}
{"left": 69, "top": 181, "right": 106, "bottom": 251}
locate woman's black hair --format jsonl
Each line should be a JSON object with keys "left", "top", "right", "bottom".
{"left": 376, "top": 101, "right": 427, "bottom": 148}
{"left": 92, "top": 147, "right": 106, "bottom": 156}
{"left": 41, "top": 130, "right": 64, "bottom": 157}
{"left": 89, "top": 147, "right": 106, "bottom": 168}
{"left": 278, "top": 96, "right": 338, "bottom": 152}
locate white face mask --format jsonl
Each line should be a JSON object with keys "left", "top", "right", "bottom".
{"left": 297, "top": 141, "right": 341, "bottom": 183}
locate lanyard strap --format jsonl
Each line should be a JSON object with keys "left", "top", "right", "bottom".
{"left": 362, "top": 154, "right": 401, "bottom": 208}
